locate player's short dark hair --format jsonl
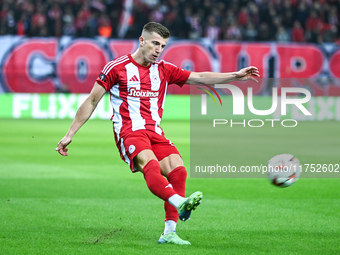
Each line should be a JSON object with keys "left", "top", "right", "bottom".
{"left": 142, "top": 22, "right": 170, "bottom": 39}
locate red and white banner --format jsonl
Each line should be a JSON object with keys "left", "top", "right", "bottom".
{"left": 0, "top": 36, "right": 339, "bottom": 95}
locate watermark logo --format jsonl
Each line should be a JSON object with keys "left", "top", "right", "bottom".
{"left": 197, "top": 84, "right": 222, "bottom": 114}
{"left": 199, "top": 84, "right": 312, "bottom": 128}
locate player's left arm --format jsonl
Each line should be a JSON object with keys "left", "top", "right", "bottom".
{"left": 185, "top": 66, "right": 260, "bottom": 85}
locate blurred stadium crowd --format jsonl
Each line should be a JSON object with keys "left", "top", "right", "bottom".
{"left": 0, "top": 0, "right": 339, "bottom": 44}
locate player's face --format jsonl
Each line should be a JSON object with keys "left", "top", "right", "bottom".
{"left": 140, "top": 32, "right": 168, "bottom": 64}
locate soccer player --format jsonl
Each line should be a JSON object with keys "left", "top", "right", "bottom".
{"left": 56, "top": 21, "right": 259, "bottom": 245}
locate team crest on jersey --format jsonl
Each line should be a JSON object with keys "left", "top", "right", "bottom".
{"left": 99, "top": 73, "right": 106, "bottom": 82}
{"left": 152, "top": 75, "right": 160, "bottom": 84}
{"left": 128, "top": 88, "right": 159, "bottom": 98}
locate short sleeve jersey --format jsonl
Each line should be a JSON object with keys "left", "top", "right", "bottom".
{"left": 96, "top": 54, "right": 191, "bottom": 141}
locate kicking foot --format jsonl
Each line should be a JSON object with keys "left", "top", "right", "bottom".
{"left": 158, "top": 232, "right": 191, "bottom": 245}
{"left": 178, "top": 191, "right": 203, "bottom": 221}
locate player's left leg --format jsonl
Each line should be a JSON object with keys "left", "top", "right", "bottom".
{"left": 159, "top": 154, "right": 186, "bottom": 225}
{"left": 150, "top": 132, "right": 202, "bottom": 244}
{"left": 157, "top": 154, "right": 202, "bottom": 244}
{"left": 159, "top": 154, "right": 202, "bottom": 222}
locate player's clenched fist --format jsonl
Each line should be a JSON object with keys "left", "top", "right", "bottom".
{"left": 56, "top": 137, "right": 72, "bottom": 156}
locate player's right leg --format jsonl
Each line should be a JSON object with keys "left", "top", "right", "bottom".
{"left": 139, "top": 154, "right": 203, "bottom": 221}
{"left": 134, "top": 150, "right": 177, "bottom": 201}
{"left": 116, "top": 130, "right": 175, "bottom": 201}
{"left": 159, "top": 154, "right": 203, "bottom": 222}
{"left": 116, "top": 131, "right": 202, "bottom": 244}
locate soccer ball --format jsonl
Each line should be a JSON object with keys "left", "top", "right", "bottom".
{"left": 267, "top": 154, "right": 301, "bottom": 187}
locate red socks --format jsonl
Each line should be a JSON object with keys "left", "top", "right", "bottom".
{"left": 142, "top": 160, "right": 188, "bottom": 223}
{"left": 167, "top": 166, "right": 187, "bottom": 197}
{"left": 142, "top": 160, "right": 176, "bottom": 201}
{"left": 164, "top": 166, "right": 187, "bottom": 222}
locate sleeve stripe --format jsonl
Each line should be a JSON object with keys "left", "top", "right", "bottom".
{"left": 159, "top": 59, "right": 177, "bottom": 68}
{"left": 102, "top": 55, "right": 129, "bottom": 75}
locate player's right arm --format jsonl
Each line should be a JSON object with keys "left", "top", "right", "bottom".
{"left": 56, "top": 82, "right": 106, "bottom": 156}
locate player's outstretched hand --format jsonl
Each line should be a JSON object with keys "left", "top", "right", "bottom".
{"left": 56, "top": 136, "right": 72, "bottom": 156}
{"left": 235, "top": 66, "right": 260, "bottom": 82}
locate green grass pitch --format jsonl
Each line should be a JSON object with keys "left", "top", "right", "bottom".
{"left": 1, "top": 119, "right": 339, "bottom": 254}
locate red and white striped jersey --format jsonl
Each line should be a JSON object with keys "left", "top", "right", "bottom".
{"left": 96, "top": 54, "right": 191, "bottom": 141}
